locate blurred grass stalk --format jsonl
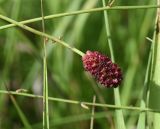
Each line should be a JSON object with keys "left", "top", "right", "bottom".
{"left": 149, "top": 0, "right": 160, "bottom": 128}
{"left": 40, "top": 0, "right": 50, "bottom": 128}
{"left": 137, "top": 46, "right": 152, "bottom": 129}
{"left": 90, "top": 96, "right": 96, "bottom": 129}
{"left": 5, "top": 85, "right": 32, "bottom": 129}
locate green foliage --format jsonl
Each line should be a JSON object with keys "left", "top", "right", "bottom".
{"left": 0, "top": 0, "right": 159, "bottom": 129}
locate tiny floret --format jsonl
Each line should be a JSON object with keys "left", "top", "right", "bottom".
{"left": 82, "top": 51, "right": 122, "bottom": 88}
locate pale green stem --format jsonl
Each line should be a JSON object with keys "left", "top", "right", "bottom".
{"left": 0, "top": 14, "right": 84, "bottom": 56}
{"left": 0, "top": 5, "right": 159, "bottom": 30}
{"left": 40, "top": 0, "right": 50, "bottom": 128}
{"left": 0, "top": 90, "right": 159, "bottom": 112}
{"left": 90, "top": 95, "right": 96, "bottom": 129}
{"left": 7, "top": 90, "right": 32, "bottom": 129}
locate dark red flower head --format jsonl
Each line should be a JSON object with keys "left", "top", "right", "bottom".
{"left": 82, "top": 51, "right": 122, "bottom": 88}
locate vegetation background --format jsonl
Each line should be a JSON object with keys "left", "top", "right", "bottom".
{"left": 0, "top": 0, "right": 159, "bottom": 129}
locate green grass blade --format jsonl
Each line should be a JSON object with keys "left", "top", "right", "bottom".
{"left": 3, "top": 84, "right": 32, "bottom": 129}
{"left": 149, "top": 32, "right": 160, "bottom": 129}
{"left": 149, "top": 3, "right": 160, "bottom": 128}
{"left": 137, "top": 48, "right": 152, "bottom": 129}
{"left": 113, "top": 89, "right": 126, "bottom": 129}
{"left": 9, "top": 94, "right": 32, "bottom": 129}
{"left": 121, "top": 39, "right": 137, "bottom": 106}
{"left": 49, "top": 0, "right": 83, "bottom": 94}
{"left": 1, "top": 0, "right": 21, "bottom": 81}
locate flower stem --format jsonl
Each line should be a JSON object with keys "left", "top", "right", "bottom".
{"left": 0, "top": 5, "right": 159, "bottom": 30}
{"left": 0, "top": 14, "right": 84, "bottom": 56}
{"left": 0, "top": 90, "right": 160, "bottom": 113}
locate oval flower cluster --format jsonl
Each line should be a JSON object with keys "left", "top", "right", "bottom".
{"left": 82, "top": 51, "right": 122, "bottom": 88}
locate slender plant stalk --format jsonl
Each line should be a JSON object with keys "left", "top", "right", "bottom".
{"left": 0, "top": 15, "right": 84, "bottom": 56}
{"left": 40, "top": 0, "right": 50, "bottom": 128}
{"left": 0, "top": 89, "right": 159, "bottom": 112}
{"left": 137, "top": 47, "right": 152, "bottom": 129}
{"left": 101, "top": 0, "right": 126, "bottom": 129}
{"left": 90, "top": 95, "right": 96, "bottom": 129}
{"left": 0, "top": 5, "right": 159, "bottom": 30}
{"left": 3, "top": 84, "right": 32, "bottom": 129}
{"left": 137, "top": 1, "right": 158, "bottom": 129}
{"left": 86, "top": 75, "right": 114, "bottom": 129}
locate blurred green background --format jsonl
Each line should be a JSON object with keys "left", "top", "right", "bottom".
{"left": 0, "top": 0, "right": 156, "bottom": 129}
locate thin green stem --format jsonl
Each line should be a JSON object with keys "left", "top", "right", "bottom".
{"left": 4, "top": 84, "right": 32, "bottom": 129}
{"left": 0, "top": 90, "right": 159, "bottom": 112}
{"left": 40, "top": 0, "right": 50, "bottom": 128}
{"left": 0, "top": 14, "right": 84, "bottom": 56}
{"left": 102, "top": 1, "right": 114, "bottom": 61}
{"left": 0, "top": 5, "right": 159, "bottom": 30}
{"left": 137, "top": 42, "right": 152, "bottom": 129}
{"left": 87, "top": 75, "right": 114, "bottom": 129}
{"left": 90, "top": 95, "right": 96, "bottom": 129}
